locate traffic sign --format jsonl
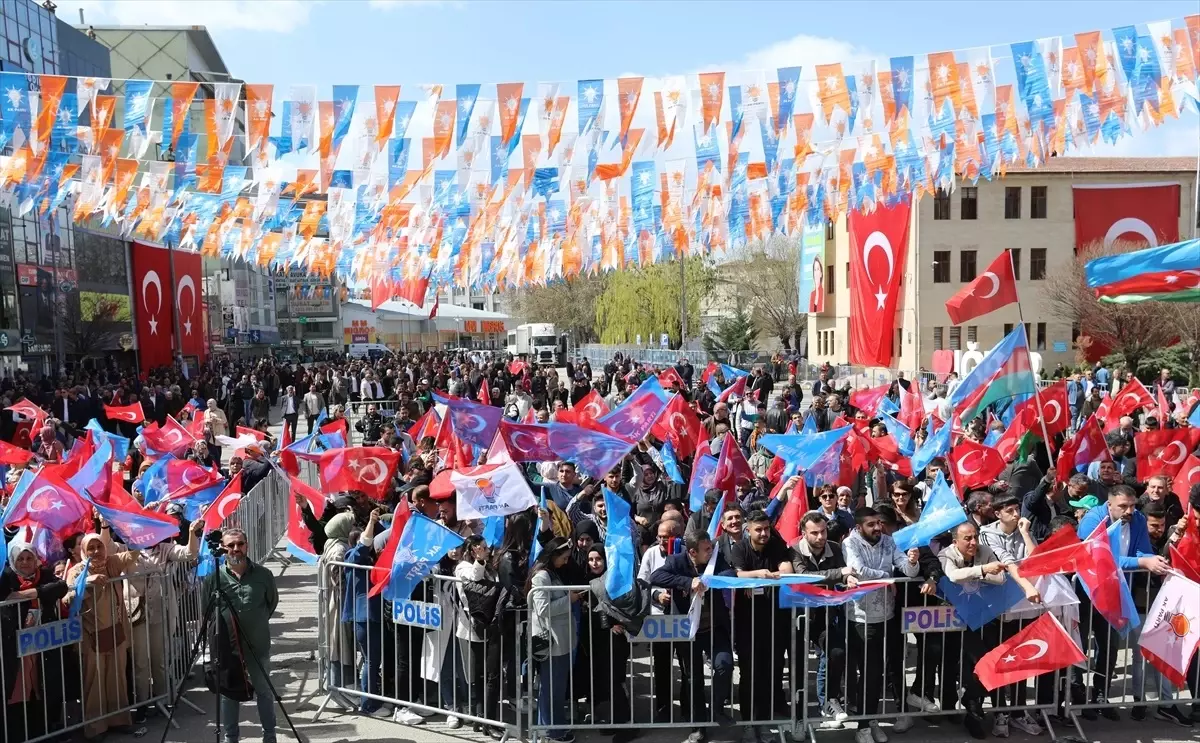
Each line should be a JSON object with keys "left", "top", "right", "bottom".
{"left": 59, "top": 280, "right": 75, "bottom": 294}
{"left": 249, "top": 329, "right": 261, "bottom": 344}
{"left": 298, "top": 316, "right": 308, "bottom": 324}
{"left": 20, "top": 331, "right": 35, "bottom": 345}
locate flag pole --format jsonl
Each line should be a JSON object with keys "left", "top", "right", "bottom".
{"left": 1009, "top": 248, "right": 1056, "bottom": 468}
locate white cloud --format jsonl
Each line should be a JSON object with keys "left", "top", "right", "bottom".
{"left": 61, "top": 0, "right": 320, "bottom": 34}
{"left": 703, "top": 33, "right": 879, "bottom": 76}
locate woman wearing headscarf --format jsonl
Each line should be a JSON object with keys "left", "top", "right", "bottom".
{"left": 1, "top": 537, "right": 69, "bottom": 742}
{"left": 318, "top": 510, "right": 358, "bottom": 710}
{"left": 526, "top": 537, "right": 580, "bottom": 743}
{"left": 65, "top": 533, "right": 139, "bottom": 740}
{"left": 454, "top": 535, "right": 505, "bottom": 738}
{"left": 32, "top": 425, "right": 63, "bottom": 462}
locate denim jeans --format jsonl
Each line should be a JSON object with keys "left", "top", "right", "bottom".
{"left": 220, "top": 657, "right": 277, "bottom": 743}
{"left": 537, "top": 654, "right": 571, "bottom": 738}
{"left": 354, "top": 622, "right": 383, "bottom": 711}
{"left": 440, "top": 638, "right": 469, "bottom": 711}
{"left": 242, "top": 399, "right": 254, "bottom": 426}
{"left": 1129, "top": 615, "right": 1176, "bottom": 701}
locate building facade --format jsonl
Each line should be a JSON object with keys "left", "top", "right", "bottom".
{"left": 807, "top": 157, "right": 1198, "bottom": 375}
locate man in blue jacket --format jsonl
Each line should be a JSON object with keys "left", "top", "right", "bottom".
{"left": 650, "top": 531, "right": 736, "bottom": 743}
{"left": 1075, "top": 485, "right": 1171, "bottom": 720}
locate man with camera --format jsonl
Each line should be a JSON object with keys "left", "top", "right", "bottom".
{"left": 205, "top": 527, "right": 280, "bottom": 743}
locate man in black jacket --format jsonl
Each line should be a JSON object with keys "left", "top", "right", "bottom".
{"left": 650, "top": 531, "right": 735, "bottom": 743}
{"left": 791, "top": 513, "right": 853, "bottom": 727}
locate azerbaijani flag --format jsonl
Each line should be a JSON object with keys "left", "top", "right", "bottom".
{"left": 1085, "top": 239, "right": 1200, "bottom": 304}
{"left": 948, "top": 327, "right": 1037, "bottom": 424}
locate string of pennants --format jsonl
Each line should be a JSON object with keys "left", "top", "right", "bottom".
{"left": 0, "top": 17, "right": 1196, "bottom": 300}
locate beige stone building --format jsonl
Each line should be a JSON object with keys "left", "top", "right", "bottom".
{"left": 806, "top": 157, "right": 1198, "bottom": 374}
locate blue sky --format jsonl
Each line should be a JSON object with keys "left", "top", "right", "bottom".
{"left": 64, "top": 0, "right": 1200, "bottom": 156}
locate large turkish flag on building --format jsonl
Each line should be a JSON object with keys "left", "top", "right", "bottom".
{"left": 1072, "top": 184, "right": 1180, "bottom": 253}
{"left": 131, "top": 241, "right": 175, "bottom": 373}
{"left": 173, "top": 249, "right": 206, "bottom": 363}
{"left": 848, "top": 199, "right": 910, "bottom": 367}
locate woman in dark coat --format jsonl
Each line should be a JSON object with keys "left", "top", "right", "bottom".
{"left": 575, "top": 545, "right": 634, "bottom": 738}
{"left": 1, "top": 537, "right": 69, "bottom": 743}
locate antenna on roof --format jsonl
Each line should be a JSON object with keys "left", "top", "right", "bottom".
{"left": 78, "top": 7, "right": 84, "bottom": 23}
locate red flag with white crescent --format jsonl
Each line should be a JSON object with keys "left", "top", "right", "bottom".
{"left": 104, "top": 401, "right": 145, "bottom": 424}
{"left": 1072, "top": 184, "right": 1180, "bottom": 254}
{"left": 848, "top": 198, "right": 910, "bottom": 366}
{"left": 945, "top": 250, "right": 1019, "bottom": 325}
{"left": 202, "top": 472, "right": 243, "bottom": 533}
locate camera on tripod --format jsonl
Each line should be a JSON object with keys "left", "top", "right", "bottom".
{"left": 206, "top": 529, "right": 228, "bottom": 558}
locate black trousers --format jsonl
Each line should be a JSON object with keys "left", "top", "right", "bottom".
{"left": 735, "top": 612, "right": 788, "bottom": 722}
{"left": 464, "top": 636, "right": 502, "bottom": 722}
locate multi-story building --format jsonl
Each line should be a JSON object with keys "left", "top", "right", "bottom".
{"left": 0, "top": 2, "right": 112, "bottom": 374}
{"left": 807, "top": 157, "right": 1198, "bottom": 374}
{"left": 275, "top": 266, "right": 342, "bottom": 355}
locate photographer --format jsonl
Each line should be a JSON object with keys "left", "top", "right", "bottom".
{"left": 355, "top": 403, "right": 385, "bottom": 446}
{"left": 205, "top": 528, "right": 280, "bottom": 743}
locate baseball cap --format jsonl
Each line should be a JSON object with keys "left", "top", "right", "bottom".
{"left": 1068, "top": 494, "right": 1101, "bottom": 509}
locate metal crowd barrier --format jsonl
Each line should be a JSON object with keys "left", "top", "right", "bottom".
{"left": 311, "top": 559, "right": 1199, "bottom": 742}
{"left": 219, "top": 469, "right": 290, "bottom": 565}
{"left": 0, "top": 557, "right": 203, "bottom": 743}
{"left": 314, "top": 561, "right": 527, "bottom": 739}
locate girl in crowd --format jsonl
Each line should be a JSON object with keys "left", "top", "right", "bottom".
{"left": 454, "top": 535, "right": 505, "bottom": 738}
{"left": 527, "top": 537, "right": 579, "bottom": 743}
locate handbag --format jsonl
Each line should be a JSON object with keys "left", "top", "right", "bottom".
{"left": 530, "top": 633, "right": 551, "bottom": 662}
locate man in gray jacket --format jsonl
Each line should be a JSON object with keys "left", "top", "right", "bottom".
{"left": 842, "top": 507, "right": 920, "bottom": 743}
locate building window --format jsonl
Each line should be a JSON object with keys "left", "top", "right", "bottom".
{"left": 1003, "top": 323, "right": 1014, "bottom": 336}
{"left": 949, "top": 326, "right": 962, "bottom": 351}
{"left": 933, "top": 250, "right": 951, "bottom": 283}
{"left": 967, "top": 325, "right": 977, "bottom": 343}
{"left": 1030, "top": 186, "right": 1047, "bottom": 219}
{"left": 933, "top": 326, "right": 944, "bottom": 350}
{"left": 1030, "top": 248, "right": 1046, "bottom": 280}
{"left": 825, "top": 265, "right": 834, "bottom": 295}
{"left": 1023, "top": 322, "right": 1031, "bottom": 341}
{"left": 960, "top": 187, "right": 978, "bottom": 220}
{"left": 933, "top": 189, "right": 951, "bottom": 220}
{"left": 1036, "top": 322, "right": 1047, "bottom": 351}
{"left": 1010, "top": 248, "right": 1021, "bottom": 280}
{"left": 1004, "top": 187, "right": 1021, "bottom": 219}
{"left": 1072, "top": 322, "right": 1081, "bottom": 343}
{"left": 960, "top": 250, "right": 977, "bottom": 282}
{"left": 825, "top": 220, "right": 835, "bottom": 240}
{"left": 845, "top": 262, "right": 850, "bottom": 289}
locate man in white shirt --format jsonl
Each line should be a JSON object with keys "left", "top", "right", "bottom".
{"left": 360, "top": 371, "right": 384, "bottom": 400}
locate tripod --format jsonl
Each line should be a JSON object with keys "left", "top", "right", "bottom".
{"left": 160, "top": 572, "right": 303, "bottom": 743}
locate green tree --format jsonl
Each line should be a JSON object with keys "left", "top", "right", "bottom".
{"left": 1101, "top": 345, "right": 1192, "bottom": 385}
{"left": 506, "top": 274, "right": 607, "bottom": 343}
{"left": 594, "top": 258, "right": 713, "bottom": 347}
{"left": 703, "top": 302, "right": 757, "bottom": 358}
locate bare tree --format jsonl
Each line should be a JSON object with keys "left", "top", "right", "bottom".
{"left": 59, "top": 293, "right": 126, "bottom": 359}
{"left": 720, "top": 235, "right": 805, "bottom": 350}
{"left": 505, "top": 274, "right": 609, "bottom": 344}
{"left": 1043, "top": 239, "right": 1178, "bottom": 373}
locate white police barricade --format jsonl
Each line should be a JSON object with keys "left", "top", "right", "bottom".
{"left": 0, "top": 564, "right": 202, "bottom": 743}
{"left": 314, "top": 562, "right": 522, "bottom": 740}
{"left": 345, "top": 400, "right": 403, "bottom": 446}
{"left": 219, "top": 470, "right": 289, "bottom": 565}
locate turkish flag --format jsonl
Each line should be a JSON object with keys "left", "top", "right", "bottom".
{"left": 104, "top": 401, "right": 145, "bottom": 424}
{"left": 866, "top": 433, "right": 913, "bottom": 477}
{"left": 774, "top": 478, "right": 807, "bottom": 546}
{"left": 650, "top": 392, "right": 704, "bottom": 459}
{"left": 0, "top": 439, "right": 33, "bottom": 466}
{"left": 369, "top": 497, "right": 412, "bottom": 597}
{"left": 951, "top": 439, "right": 1006, "bottom": 491}
{"left": 899, "top": 385, "right": 925, "bottom": 431}
{"left": 848, "top": 198, "right": 910, "bottom": 366}
{"left": 318, "top": 447, "right": 401, "bottom": 501}
{"left": 141, "top": 415, "right": 197, "bottom": 456}
{"left": 945, "top": 250, "right": 1019, "bottom": 324}
{"left": 174, "top": 249, "right": 206, "bottom": 362}
{"left": 658, "top": 367, "right": 686, "bottom": 390}
{"left": 1016, "top": 526, "right": 1087, "bottom": 578}
{"left": 1056, "top": 415, "right": 1110, "bottom": 485}
{"left": 5, "top": 398, "right": 46, "bottom": 429}
{"left": 713, "top": 432, "right": 754, "bottom": 493}
{"left": 573, "top": 389, "right": 610, "bottom": 421}
{"left": 1104, "top": 378, "right": 1156, "bottom": 429}
{"left": 974, "top": 613, "right": 1085, "bottom": 691}
{"left": 1010, "top": 380, "right": 1070, "bottom": 440}
{"left": 478, "top": 378, "right": 492, "bottom": 406}
{"left": 1172, "top": 455, "right": 1200, "bottom": 502}
{"left": 131, "top": 241, "right": 176, "bottom": 373}
{"left": 1169, "top": 507, "right": 1200, "bottom": 584}
{"left": 202, "top": 472, "right": 243, "bottom": 533}
{"left": 849, "top": 383, "right": 890, "bottom": 416}
{"left": 1136, "top": 429, "right": 1200, "bottom": 479}
{"left": 287, "top": 473, "right": 324, "bottom": 562}
{"left": 1072, "top": 184, "right": 1180, "bottom": 254}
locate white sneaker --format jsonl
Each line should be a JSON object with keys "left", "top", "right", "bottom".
{"left": 392, "top": 708, "right": 425, "bottom": 725}
{"left": 445, "top": 715, "right": 462, "bottom": 729}
{"left": 1010, "top": 712, "right": 1043, "bottom": 736}
{"left": 869, "top": 721, "right": 889, "bottom": 742}
{"left": 905, "top": 694, "right": 939, "bottom": 713}
{"left": 826, "top": 698, "right": 850, "bottom": 722}
{"left": 892, "top": 715, "right": 913, "bottom": 733}
{"left": 992, "top": 713, "right": 1010, "bottom": 738}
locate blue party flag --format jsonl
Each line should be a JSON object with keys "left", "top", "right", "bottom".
{"left": 912, "top": 419, "right": 953, "bottom": 474}
{"left": 433, "top": 392, "right": 504, "bottom": 449}
{"left": 892, "top": 472, "right": 966, "bottom": 551}
{"left": 660, "top": 440, "right": 685, "bottom": 484}
{"left": 937, "top": 575, "right": 1025, "bottom": 631}
{"left": 530, "top": 487, "right": 546, "bottom": 566}
{"left": 69, "top": 560, "right": 90, "bottom": 618}
{"left": 382, "top": 513, "right": 465, "bottom": 602}
{"left": 878, "top": 410, "right": 915, "bottom": 457}
{"left": 602, "top": 486, "right": 636, "bottom": 600}
{"left": 598, "top": 376, "right": 671, "bottom": 443}
{"left": 759, "top": 426, "right": 853, "bottom": 478}
{"left": 482, "top": 516, "right": 506, "bottom": 548}
{"left": 688, "top": 453, "right": 718, "bottom": 511}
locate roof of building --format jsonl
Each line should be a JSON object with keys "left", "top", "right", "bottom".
{"left": 345, "top": 298, "right": 508, "bottom": 321}
{"left": 1004, "top": 156, "right": 1197, "bottom": 174}
{"left": 84, "top": 25, "right": 230, "bottom": 76}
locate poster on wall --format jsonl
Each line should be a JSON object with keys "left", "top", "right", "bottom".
{"left": 797, "top": 222, "right": 826, "bottom": 314}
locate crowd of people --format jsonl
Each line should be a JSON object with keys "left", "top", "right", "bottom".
{"left": 1, "top": 348, "right": 1198, "bottom": 743}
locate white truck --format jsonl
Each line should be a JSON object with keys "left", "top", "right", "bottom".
{"left": 513, "top": 323, "right": 560, "bottom": 365}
